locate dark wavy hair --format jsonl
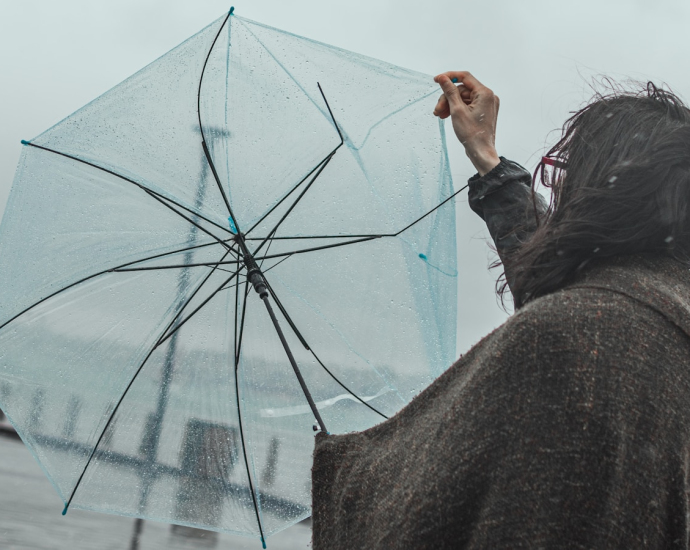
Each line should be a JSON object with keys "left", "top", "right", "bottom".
{"left": 504, "top": 81, "right": 690, "bottom": 309}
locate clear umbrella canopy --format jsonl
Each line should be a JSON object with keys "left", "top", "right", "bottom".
{"left": 0, "top": 9, "right": 458, "bottom": 544}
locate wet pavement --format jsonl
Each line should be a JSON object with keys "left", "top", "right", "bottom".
{"left": 0, "top": 421, "right": 312, "bottom": 550}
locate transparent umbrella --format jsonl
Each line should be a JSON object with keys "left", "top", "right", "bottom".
{"left": 0, "top": 8, "right": 459, "bottom": 545}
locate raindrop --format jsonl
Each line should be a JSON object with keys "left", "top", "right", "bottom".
{"left": 605, "top": 112, "right": 614, "bottom": 118}
{"left": 593, "top": 247, "right": 600, "bottom": 253}
{"left": 665, "top": 236, "right": 674, "bottom": 243}
{"left": 608, "top": 176, "right": 618, "bottom": 183}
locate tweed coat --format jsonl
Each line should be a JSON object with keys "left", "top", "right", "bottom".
{"left": 311, "top": 160, "right": 690, "bottom": 549}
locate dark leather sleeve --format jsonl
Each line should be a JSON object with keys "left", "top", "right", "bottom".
{"left": 468, "top": 157, "right": 547, "bottom": 293}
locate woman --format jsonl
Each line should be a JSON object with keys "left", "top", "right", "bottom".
{"left": 312, "top": 72, "right": 690, "bottom": 549}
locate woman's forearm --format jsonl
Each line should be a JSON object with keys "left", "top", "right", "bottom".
{"left": 468, "top": 158, "right": 546, "bottom": 294}
{"left": 433, "top": 71, "right": 545, "bottom": 297}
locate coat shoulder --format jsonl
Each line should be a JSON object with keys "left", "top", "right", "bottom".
{"left": 483, "top": 281, "right": 690, "bottom": 398}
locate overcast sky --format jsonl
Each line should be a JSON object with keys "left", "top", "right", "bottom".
{"left": 2, "top": 0, "right": 689, "bottom": 353}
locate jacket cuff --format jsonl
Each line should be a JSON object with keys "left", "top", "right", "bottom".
{"left": 468, "top": 157, "right": 532, "bottom": 198}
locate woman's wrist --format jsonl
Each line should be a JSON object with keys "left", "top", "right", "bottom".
{"left": 466, "top": 146, "right": 501, "bottom": 176}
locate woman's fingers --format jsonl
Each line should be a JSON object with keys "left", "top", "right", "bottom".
{"left": 432, "top": 70, "right": 500, "bottom": 175}
{"left": 435, "top": 74, "right": 465, "bottom": 114}
{"left": 433, "top": 82, "right": 472, "bottom": 118}
{"left": 436, "top": 71, "right": 484, "bottom": 92}
{"left": 434, "top": 80, "right": 472, "bottom": 118}
{"left": 433, "top": 94, "right": 449, "bottom": 118}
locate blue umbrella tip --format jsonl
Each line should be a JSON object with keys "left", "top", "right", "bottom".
{"left": 229, "top": 6, "right": 235, "bottom": 15}
{"left": 261, "top": 536, "right": 267, "bottom": 548}
{"left": 418, "top": 253, "right": 427, "bottom": 260}
{"left": 452, "top": 78, "right": 458, "bottom": 83}
{"left": 62, "top": 503, "right": 69, "bottom": 516}
{"left": 20, "top": 140, "right": 30, "bottom": 146}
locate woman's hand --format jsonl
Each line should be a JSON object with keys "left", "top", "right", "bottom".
{"left": 433, "top": 71, "right": 501, "bottom": 176}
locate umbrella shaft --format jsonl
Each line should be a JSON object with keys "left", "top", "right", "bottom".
{"left": 261, "top": 295, "right": 328, "bottom": 434}
{"left": 239, "top": 232, "right": 327, "bottom": 431}
{"left": 234, "top": 233, "right": 270, "bottom": 299}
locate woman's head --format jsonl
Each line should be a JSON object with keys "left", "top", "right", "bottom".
{"left": 507, "top": 81, "right": 690, "bottom": 308}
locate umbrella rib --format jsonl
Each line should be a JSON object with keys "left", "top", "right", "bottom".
{"left": 220, "top": 255, "right": 289, "bottom": 292}
{"left": 36, "top": 431, "right": 305, "bottom": 515}
{"left": 244, "top": 183, "right": 467, "bottom": 249}
{"left": 221, "top": 278, "right": 242, "bottom": 292}
{"left": 156, "top": 252, "right": 236, "bottom": 345}
{"left": 200, "top": 28, "right": 344, "bottom": 246}
{"left": 115, "top": 259, "right": 238, "bottom": 272}
{"left": 0, "top": 239, "right": 231, "bottom": 333}
{"left": 260, "top": 295, "right": 329, "bottom": 434}
{"left": 201, "top": 140, "right": 236, "bottom": 224}
{"left": 141, "top": 188, "right": 234, "bottom": 251}
{"left": 244, "top": 151, "right": 337, "bottom": 237}
{"left": 214, "top": 266, "right": 241, "bottom": 275}
{"left": 157, "top": 265, "right": 242, "bottom": 348}
{"left": 252, "top": 151, "right": 339, "bottom": 257}
{"left": 309, "top": 348, "right": 389, "bottom": 420}
{"left": 115, "top": 264, "right": 225, "bottom": 272}
{"left": 250, "top": 184, "right": 469, "bottom": 260}
{"left": 244, "top": 84, "right": 343, "bottom": 240}
{"left": 62, "top": 347, "right": 160, "bottom": 516}
{"left": 234, "top": 272, "right": 241, "bottom": 371}
{"left": 261, "top": 253, "right": 292, "bottom": 274}
{"left": 235, "top": 279, "right": 250, "bottom": 367}
{"left": 258, "top": 227, "right": 275, "bottom": 270}
{"left": 262, "top": 277, "right": 389, "bottom": 420}
{"left": 244, "top": 234, "right": 390, "bottom": 240}
{"left": 21, "top": 142, "right": 235, "bottom": 248}
{"left": 197, "top": 11, "right": 237, "bottom": 226}
{"left": 128, "top": 240, "right": 234, "bottom": 267}
{"left": 316, "top": 82, "right": 344, "bottom": 145}
{"left": 241, "top": 21, "right": 343, "bottom": 146}
{"left": 126, "top": 236, "right": 379, "bottom": 269}
{"left": 249, "top": 85, "right": 344, "bottom": 253}
{"left": 393, "top": 183, "right": 469, "bottom": 237}
{"left": 233, "top": 278, "right": 267, "bottom": 547}
{"left": 62, "top": 255, "right": 234, "bottom": 515}
{"left": 255, "top": 236, "right": 381, "bottom": 261}
{"left": 262, "top": 277, "right": 309, "bottom": 350}
{"left": 140, "top": 186, "right": 233, "bottom": 235}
